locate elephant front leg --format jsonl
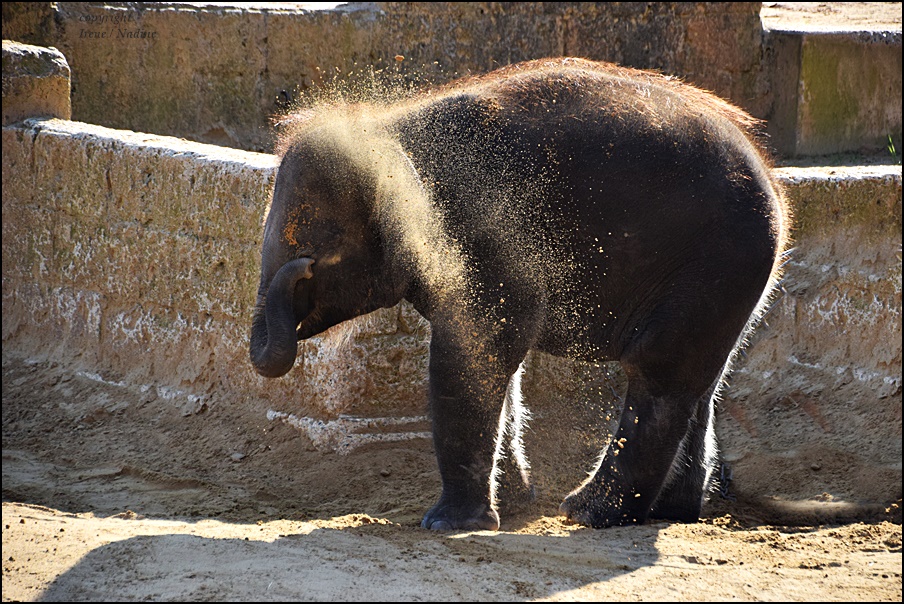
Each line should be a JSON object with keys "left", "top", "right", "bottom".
{"left": 494, "top": 363, "right": 536, "bottom": 514}
{"left": 421, "top": 337, "right": 512, "bottom": 531}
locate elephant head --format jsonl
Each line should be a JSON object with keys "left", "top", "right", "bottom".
{"left": 249, "top": 126, "right": 411, "bottom": 378}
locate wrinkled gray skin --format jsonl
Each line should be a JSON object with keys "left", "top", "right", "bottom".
{"left": 250, "top": 59, "right": 788, "bottom": 531}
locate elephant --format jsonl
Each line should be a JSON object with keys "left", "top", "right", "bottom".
{"left": 250, "top": 58, "right": 790, "bottom": 531}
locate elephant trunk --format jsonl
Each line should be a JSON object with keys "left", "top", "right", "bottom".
{"left": 249, "top": 257, "right": 315, "bottom": 378}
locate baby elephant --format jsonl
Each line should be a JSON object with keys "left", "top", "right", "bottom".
{"left": 250, "top": 58, "right": 789, "bottom": 530}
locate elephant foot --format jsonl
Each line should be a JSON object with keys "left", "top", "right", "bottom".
{"left": 559, "top": 492, "right": 637, "bottom": 528}
{"left": 648, "top": 497, "right": 703, "bottom": 523}
{"left": 559, "top": 465, "right": 644, "bottom": 528}
{"left": 421, "top": 496, "right": 500, "bottom": 531}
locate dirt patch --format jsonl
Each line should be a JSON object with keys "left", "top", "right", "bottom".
{"left": 762, "top": 2, "right": 903, "bottom": 31}
{"left": 2, "top": 354, "right": 901, "bottom": 601}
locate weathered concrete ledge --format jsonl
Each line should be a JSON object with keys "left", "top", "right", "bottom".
{"left": 1, "top": 118, "right": 430, "bottom": 420}
{"left": 2, "top": 119, "right": 901, "bottom": 503}
{"left": 1, "top": 39, "right": 71, "bottom": 125}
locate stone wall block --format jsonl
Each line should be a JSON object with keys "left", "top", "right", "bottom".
{"left": 2, "top": 39, "right": 71, "bottom": 125}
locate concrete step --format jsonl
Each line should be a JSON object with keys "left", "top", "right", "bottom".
{"left": 762, "top": 2, "right": 902, "bottom": 157}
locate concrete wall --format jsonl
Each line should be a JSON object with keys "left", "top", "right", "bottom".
{"left": 2, "top": 23, "right": 900, "bottom": 505}
{"left": 721, "top": 165, "right": 902, "bottom": 502}
{"left": 1, "top": 118, "right": 432, "bottom": 419}
{"left": 5, "top": 3, "right": 900, "bottom": 156}
{"left": 2, "top": 2, "right": 767, "bottom": 152}
{"left": 767, "top": 30, "right": 903, "bottom": 156}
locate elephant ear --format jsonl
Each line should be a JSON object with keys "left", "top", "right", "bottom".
{"left": 362, "top": 133, "right": 472, "bottom": 316}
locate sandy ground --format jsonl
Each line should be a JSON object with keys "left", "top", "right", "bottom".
{"left": 2, "top": 354, "right": 901, "bottom": 601}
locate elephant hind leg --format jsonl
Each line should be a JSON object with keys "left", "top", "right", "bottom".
{"left": 649, "top": 378, "right": 722, "bottom": 522}
{"left": 558, "top": 369, "right": 712, "bottom": 527}
{"left": 560, "top": 293, "right": 749, "bottom": 527}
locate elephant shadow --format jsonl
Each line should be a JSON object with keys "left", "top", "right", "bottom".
{"left": 38, "top": 520, "right": 665, "bottom": 601}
